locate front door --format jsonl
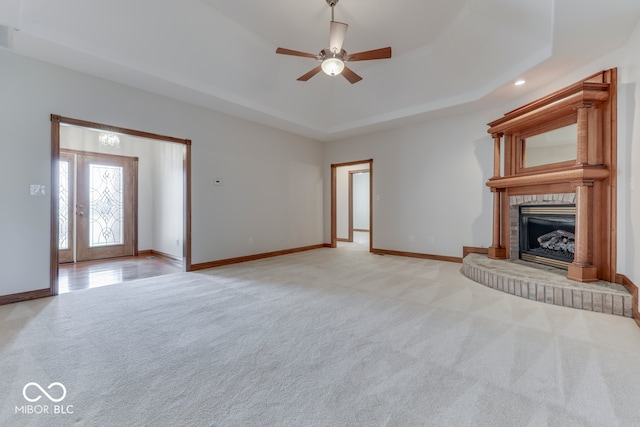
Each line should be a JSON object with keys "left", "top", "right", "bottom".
{"left": 59, "top": 150, "right": 137, "bottom": 262}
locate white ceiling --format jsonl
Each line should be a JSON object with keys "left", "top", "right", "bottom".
{"left": 2, "top": 0, "right": 640, "bottom": 141}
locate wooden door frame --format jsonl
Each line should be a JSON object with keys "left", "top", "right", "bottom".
{"left": 330, "top": 159, "right": 373, "bottom": 251}
{"left": 50, "top": 115, "right": 192, "bottom": 296}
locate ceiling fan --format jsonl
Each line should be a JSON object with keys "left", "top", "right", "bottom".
{"left": 276, "top": 0, "right": 392, "bottom": 84}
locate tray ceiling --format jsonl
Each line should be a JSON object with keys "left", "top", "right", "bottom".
{"left": 2, "top": 0, "right": 640, "bottom": 141}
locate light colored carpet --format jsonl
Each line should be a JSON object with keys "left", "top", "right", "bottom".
{"left": 1, "top": 246, "right": 640, "bottom": 426}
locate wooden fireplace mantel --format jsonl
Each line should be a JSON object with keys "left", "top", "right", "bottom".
{"left": 487, "top": 81, "right": 610, "bottom": 134}
{"left": 485, "top": 69, "right": 617, "bottom": 283}
{"left": 486, "top": 164, "right": 610, "bottom": 189}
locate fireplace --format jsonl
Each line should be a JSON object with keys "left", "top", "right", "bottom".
{"left": 508, "top": 193, "right": 577, "bottom": 267}
{"left": 519, "top": 205, "right": 575, "bottom": 269}
{"left": 485, "top": 70, "right": 617, "bottom": 283}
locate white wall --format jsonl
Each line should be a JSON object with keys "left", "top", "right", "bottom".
{"left": 325, "top": 111, "right": 496, "bottom": 257}
{"left": 0, "top": 49, "right": 324, "bottom": 295}
{"left": 152, "top": 141, "right": 185, "bottom": 258}
{"left": 617, "top": 19, "right": 640, "bottom": 292}
{"left": 353, "top": 172, "right": 370, "bottom": 231}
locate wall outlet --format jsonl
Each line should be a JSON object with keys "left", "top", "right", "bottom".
{"left": 176, "top": 239, "right": 180, "bottom": 246}
{"left": 409, "top": 235, "right": 414, "bottom": 242}
{"left": 428, "top": 236, "right": 435, "bottom": 243}
{"left": 248, "top": 238, "right": 254, "bottom": 245}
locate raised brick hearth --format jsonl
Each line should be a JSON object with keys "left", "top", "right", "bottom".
{"left": 462, "top": 254, "right": 632, "bottom": 317}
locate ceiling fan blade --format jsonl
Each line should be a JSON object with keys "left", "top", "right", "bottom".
{"left": 329, "top": 21, "right": 348, "bottom": 54}
{"left": 276, "top": 47, "right": 321, "bottom": 59}
{"left": 297, "top": 66, "right": 323, "bottom": 81}
{"left": 341, "top": 66, "right": 363, "bottom": 84}
{"left": 345, "top": 47, "right": 392, "bottom": 62}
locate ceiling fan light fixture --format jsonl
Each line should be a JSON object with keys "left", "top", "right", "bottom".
{"left": 321, "top": 56, "right": 345, "bottom": 76}
{"left": 275, "top": 0, "right": 391, "bottom": 83}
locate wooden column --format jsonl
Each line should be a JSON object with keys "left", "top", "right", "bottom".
{"left": 488, "top": 189, "right": 507, "bottom": 259}
{"left": 492, "top": 132, "right": 503, "bottom": 177}
{"left": 567, "top": 180, "right": 598, "bottom": 282}
{"left": 576, "top": 104, "right": 591, "bottom": 165}
{"left": 488, "top": 132, "right": 507, "bottom": 259}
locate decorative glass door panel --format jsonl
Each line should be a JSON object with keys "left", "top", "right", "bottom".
{"left": 88, "top": 163, "right": 124, "bottom": 247}
{"left": 76, "top": 153, "right": 136, "bottom": 262}
{"left": 58, "top": 152, "right": 75, "bottom": 263}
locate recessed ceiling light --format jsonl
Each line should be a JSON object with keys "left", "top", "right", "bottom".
{"left": 514, "top": 79, "right": 526, "bottom": 86}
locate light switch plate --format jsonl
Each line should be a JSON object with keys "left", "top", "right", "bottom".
{"left": 30, "top": 184, "right": 45, "bottom": 196}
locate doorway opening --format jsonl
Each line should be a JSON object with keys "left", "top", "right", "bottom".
{"left": 51, "top": 115, "right": 192, "bottom": 295}
{"left": 331, "top": 160, "right": 372, "bottom": 251}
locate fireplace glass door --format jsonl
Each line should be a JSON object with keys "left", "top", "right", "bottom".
{"left": 519, "top": 205, "right": 576, "bottom": 269}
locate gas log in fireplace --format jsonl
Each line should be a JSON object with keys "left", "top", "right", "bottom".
{"left": 519, "top": 205, "right": 576, "bottom": 269}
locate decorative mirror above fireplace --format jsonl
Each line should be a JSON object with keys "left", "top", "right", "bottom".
{"left": 484, "top": 69, "right": 617, "bottom": 283}
{"left": 519, "top": 122, "right": 577, "bottom": 170}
